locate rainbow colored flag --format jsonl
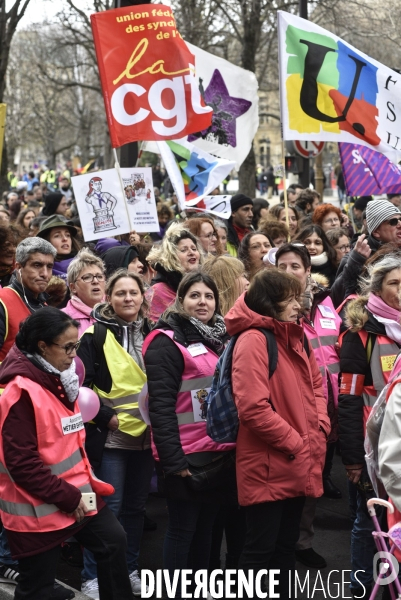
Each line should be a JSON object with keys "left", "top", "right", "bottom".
{"left": 156, "top": 139, "right": 235, "bottom": 217}
{"left": 278, "top": 12, "right": 401, "bottom": 163}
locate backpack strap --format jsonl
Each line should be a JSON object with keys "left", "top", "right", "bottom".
{"left": 92, "top": 322, "right": 107, "bottom": 371}
{"left": 303, "top": 334, "right": 310, "bottom": 357}
{"left": 258, "top": 329, "right": 278, "bottom": 379}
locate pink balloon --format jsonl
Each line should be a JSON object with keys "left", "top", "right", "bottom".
{"left": 77, "top": 387, "right": 100, "bottom": 423}
{"left": 74, "top": 356, "right": 86, "bottom": 387}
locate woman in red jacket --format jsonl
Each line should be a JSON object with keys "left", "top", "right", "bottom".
{"left": 0, "top": 308, "right": 132, "bottom": 600}
{"left": 225, "top": 269, "right": 330, "bottom": 599}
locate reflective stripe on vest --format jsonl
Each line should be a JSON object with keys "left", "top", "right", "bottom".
{"left": 357, "top": 333, "right": 400, "bottom": 431}
{"left": 84, "top": 325, "right": 147, "bottom": 438}
{"left": 309, "top": 335, "right": 338, "bottom": 349}
{"left": 179, "top": 376, "right": 213, "bottom": 393}
{"left": 0, "top": 483, "right": 93, "bottom": 518}
{"left": 0, "top": 447, "right": 83, "bottom": 479}
{"left": 303, "top": 297, "right": 341, "bottom": 406}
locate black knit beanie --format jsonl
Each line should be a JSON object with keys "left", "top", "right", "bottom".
{"left": 230, "top": 194, "right": 254, "bottom": 213}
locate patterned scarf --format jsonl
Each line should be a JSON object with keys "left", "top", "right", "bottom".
{"left": 35, "top": 354, "right": 80, "bottom": 403}
{"left": 188, "top": 314, "right": 226, "bottom": 353}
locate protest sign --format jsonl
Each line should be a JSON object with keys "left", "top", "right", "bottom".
{"left": 72, "top": 168, "right": 159, "bottom": 241}
{"left": 278, "top": 11, "right": 401, "bottom": 162}
{"left": 90, "top": 5, "right": 212, "bottom": 147}
{"left": 339, "top": 143, "right": 401, "bottom": 196}
{"left": 72, "top": 170, "right": 130, "bottom": 241}
{"left": 120, "top": 167, "right": 159, "bottom": 232}
{"left": 184, "top": 43, "right": 259, "bottom": 167}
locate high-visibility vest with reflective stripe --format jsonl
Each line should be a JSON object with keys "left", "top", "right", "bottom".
{"left": 0, "top": 376, "right": 114, "bottom": 532}
{"left": 143, "top": 329, "right": 235, "bottom": 458}
{"left": 355, "top": 330, "right": 399, "bottom": 433}
{"left": 0, "top": 288, "right": 30, "bottom": 362}
{"left": 303, "top": 297, "right": 341, "bottom": 406}
{"left": 85, "top": 325, "right": 147, "bottom": 437}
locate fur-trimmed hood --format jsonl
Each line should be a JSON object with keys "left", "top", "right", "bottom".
{"left": 312, "top": 273, "right": 330, "bottom": 289}
{"left": 344, "top": 296, "right": 386, "bottom": 337}
{"left": 344, "top": 296, "right": 369, "bottom": 332}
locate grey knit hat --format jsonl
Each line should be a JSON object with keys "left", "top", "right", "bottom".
{"left": 366, "top": 199, "right": 401, "bottom": 234}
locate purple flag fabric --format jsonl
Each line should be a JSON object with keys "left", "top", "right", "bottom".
{"left": 339, "top": 143, "right": 401, "bottom": 196}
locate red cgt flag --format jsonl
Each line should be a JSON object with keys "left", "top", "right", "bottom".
{"left": 91, "top": 5, "right": 213, "bottom": 148}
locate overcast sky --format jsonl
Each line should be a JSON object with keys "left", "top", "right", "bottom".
{"left": 10, "top": 0, "right": 171, "bottom": 27}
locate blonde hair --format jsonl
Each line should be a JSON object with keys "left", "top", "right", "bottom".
{"left": 202, "top": 255, "right": 245, "bottom": 316}
{"left": 146, "top": 222, "right": 203, "bottom": 274}
{"left": 67, "top": 247, "right": 105, "bottom": 285}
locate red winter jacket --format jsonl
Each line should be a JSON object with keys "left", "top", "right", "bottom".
{"left": 225, "top": 294, "right": 330, "bottom": 506}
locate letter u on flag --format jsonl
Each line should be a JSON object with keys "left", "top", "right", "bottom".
{"left": 278, "top": 11, "right": 401, "bottom": 163}
{"left": 90, "top": 5, "right": 212, "bottom": 147}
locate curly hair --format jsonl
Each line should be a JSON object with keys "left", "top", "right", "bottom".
{"left": 312, "top": 203, "right": 342, "bottom": 227}
{"left": 146, "top": 222, "right": 203, "bottom": 274}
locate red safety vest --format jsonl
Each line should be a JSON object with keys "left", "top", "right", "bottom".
{"left": 0, "top": 376, "right": 114, "bottom": 533}
{"left": 339, "top": 329, "right": 399, "bottom": 433}
{"left": 303, "top": 297, "right": 341, "bottom": 405}
{"left": 143, "top": 330, "right": 235, "bottom": 459}
{"left": 0, "top": 288, "right": 30, "bottom": 362}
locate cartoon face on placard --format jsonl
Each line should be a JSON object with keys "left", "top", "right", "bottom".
{"left": 71, "top": 169, "right": 130, "bottom": 241}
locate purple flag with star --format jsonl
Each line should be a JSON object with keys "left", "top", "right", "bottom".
{"left": 339, "top": 143, "right": 401, "bottom": 196}
{"left": 185, "top": 42, "right": 259, "bottom": 167}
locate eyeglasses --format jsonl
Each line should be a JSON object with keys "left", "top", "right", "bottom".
{"left": 386, "top": 217, "right": 401, "bottom": 226}
{"left": 51, "top": 340, "right": 81, "bottom": 355}
{"left": 77, "top": 273, "right": 105, "bottom": 283}
{"left": 337, "top": 244, "right": 351, "bottom": 252}
{"left": 201, "top": 232, "right": 218, "bottom": 239}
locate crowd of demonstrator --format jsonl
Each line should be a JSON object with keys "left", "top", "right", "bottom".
{"left": 1, "top": 176, "right": 401, "bottom": 600}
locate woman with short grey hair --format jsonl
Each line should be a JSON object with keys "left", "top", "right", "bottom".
{"left": 62, "top": 248, "right": 106, "bottom": 336}
{"left": 339, "top": 253, "right": 401, "bottom": 598}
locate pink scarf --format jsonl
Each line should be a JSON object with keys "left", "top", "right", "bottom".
{"left": 366, "top": 293, "right": 401, "bottom": 344}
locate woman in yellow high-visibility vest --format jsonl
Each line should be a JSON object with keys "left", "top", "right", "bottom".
{"left": 77, "top": 269, "right": 153, "bottom": 598}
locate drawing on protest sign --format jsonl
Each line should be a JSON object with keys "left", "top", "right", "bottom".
{"left": 90, "top": 5, "right": 212, "bottom": 147}
{"left": 72, "top": 170, "right": 130, "bottom": 241}
{"left": 120, "top": 167, "right": 159, "bottom": 233}
{"left": 72, "top": 168, "right": 159, "bottom": 241}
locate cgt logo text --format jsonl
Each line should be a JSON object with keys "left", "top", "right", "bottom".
{"left": 140, "top": 569, "right": 375, "bottom": 598}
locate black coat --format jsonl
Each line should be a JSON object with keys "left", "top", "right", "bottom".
{"left": 338, "top": 312, "right": 400, "bottom": 466}
{"left": 143, "top": 313, "right": 231, "bottom": 502}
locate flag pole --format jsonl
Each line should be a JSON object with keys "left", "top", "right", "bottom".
{"left": 113, "top": 148, "right": 132, "bottom": 228}
{"left": 281, "top": 140, "right": 290, "bottom": 239}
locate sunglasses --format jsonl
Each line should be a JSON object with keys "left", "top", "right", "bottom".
{"left": 386, "top": 217, "right": 401, "bottom": 226}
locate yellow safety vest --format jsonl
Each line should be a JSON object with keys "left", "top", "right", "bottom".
{"left": 85, "top": 325, "right": 147, "bottom": 437}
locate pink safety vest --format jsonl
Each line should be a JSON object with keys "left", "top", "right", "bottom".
{"left": 143, "top": 329, "right": 235, "bottom": 459}
{"left": 303, "top": 296, "right": 341, "bottom": 406}
{"left": 0, "top": 376, "right": 114, "bottom": 533}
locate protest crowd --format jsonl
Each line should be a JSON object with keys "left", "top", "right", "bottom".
{"left": 5, "top": 3, "right": 401, "bottom": 600}
{"left": 1, "top": 165, "right": 401, "bottom": 600}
